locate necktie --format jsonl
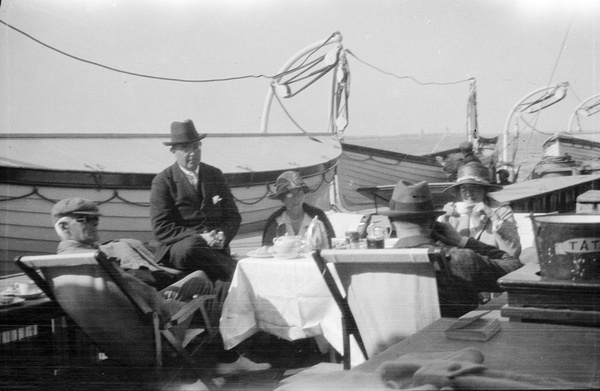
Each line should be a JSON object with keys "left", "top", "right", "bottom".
{"left": 187, "top": 171, "right": 198, "bottom": 188}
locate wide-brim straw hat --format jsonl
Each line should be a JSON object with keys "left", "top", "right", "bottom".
{"left": 269, "top": 171, "right": 311, "bottom": 200}
{"left": 444, "top": 162, "right": 503, "bottom": 193}
{"left": 163, "top": 119, "right": 207, "bottom": 146}
{"left": 380, "top": 180, "right": 445, "bottom": 219}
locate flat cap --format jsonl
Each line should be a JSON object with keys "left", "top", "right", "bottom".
{"left": 51, "top": 197, "right": 102, "bottom": 223}
{"left": 459, "top": 141, "right": 473, "bottom": 151}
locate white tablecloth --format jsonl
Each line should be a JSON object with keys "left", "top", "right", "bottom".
{"left": 219, "top": 254, "right": 366, "bottom": 365}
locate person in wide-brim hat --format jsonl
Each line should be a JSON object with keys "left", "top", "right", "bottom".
{"left": 268, "top": 171, "right": 311, "bottom": 200}
{"left": 380, "top": 180, "right": 445, "bottom": 220}
{"left": 163, "top": 119, "right": 207, "bottom": 146}
{"left": 262, "top": 171, "right": 335, "bottom": 247}
{"left": 439, "top": 162, "right": 521, "bottom": 259}
{"left": 443, "top": 162, "right": 502, "bottom": 194}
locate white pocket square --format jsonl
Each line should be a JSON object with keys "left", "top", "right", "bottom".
{"left": 213, "top": 195, "right": 222, "bottom": 204}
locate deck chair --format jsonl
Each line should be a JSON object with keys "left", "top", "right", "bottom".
{"left": 312, "top": 248, "right": 443, "bottom": 368}
{"left": 312, "top": 250, "right": 369, "bottom": 370}
{"left": 16, "top": 251, "right": 218, "bottom": 389}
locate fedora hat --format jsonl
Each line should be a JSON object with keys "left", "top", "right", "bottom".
{"left": 269, "top": 171, "right": 310, "bottom": 200}
{"left": 444, "top": 162, "right": 503, "bottom": 193}
{"left": 163, "top": 119, "right": 207, "bottom": 146}
{"left": 381, "top": 180, "right": 445, "bottom": 219}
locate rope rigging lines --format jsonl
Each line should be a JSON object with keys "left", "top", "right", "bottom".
{"left": 1, "top": 20, "right": 475, "bottom": 95}
{"left": 0, "top": 170, "right": 336, "bottom": 208}
{"left": 0, "top": 19, "right": 326, "bottom": 84}
{"left": 0, "top": 20, "right": 481, "bottom": 141}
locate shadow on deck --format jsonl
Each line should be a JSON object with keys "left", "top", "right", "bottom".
{"left": 0, "top": 327, "right": 333, "bottom": 391}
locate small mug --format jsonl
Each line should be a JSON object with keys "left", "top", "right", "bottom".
{"left": 366, "top": 237, "right": 385, "bottom": 249}
{"left": 370, "top": 226, "right": 391, "bottom": 240}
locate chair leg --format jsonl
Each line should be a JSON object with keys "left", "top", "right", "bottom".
{"left": 152, "top": 313, "right": 163, "bottom": 367}
{"left": 160, "top": 330, "right": 218, "bottom": 391}
{"left": 341, "top": 317, "right": 351, "bottom": 370}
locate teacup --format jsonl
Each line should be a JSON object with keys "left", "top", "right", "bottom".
{"left": 455, "top": 202, "right": 475, "bottom": 215}
{"left": 14, "top": 282, "right": 38, "bottom": 296}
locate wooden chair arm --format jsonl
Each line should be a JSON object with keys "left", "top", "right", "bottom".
{"left": 167, "top": 294, "right": 217, "bottom": 335}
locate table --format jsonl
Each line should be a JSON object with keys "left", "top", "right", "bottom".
{"left": 219, "top": 254, "right": 365, "bottom": 365}
{"left": 1, "top": 275, "right": 65, "bottom": 346}
{"left": 279, "top": 316, "right": 600, "bottom": 390}
{"left": 356, "top": 317, "right": 600, "bottom": 385}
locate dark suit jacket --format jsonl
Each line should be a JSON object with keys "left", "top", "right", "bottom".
{"left": 150, "top": 162, "right": 241, "bottom": 262}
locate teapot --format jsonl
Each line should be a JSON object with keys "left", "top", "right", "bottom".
{"left": 272, "top": 234, "right": 303, "bottom": 255}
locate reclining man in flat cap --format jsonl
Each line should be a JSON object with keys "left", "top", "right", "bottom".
{"left": 150, "top": 119, "right": 241, "bottom": 282}
{"left": 52, "top": 197, "right": 271, "bottom": 376}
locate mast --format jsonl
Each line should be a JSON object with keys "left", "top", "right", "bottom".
{"left": 466, "top": 79, "right": 478, "bottom": 145}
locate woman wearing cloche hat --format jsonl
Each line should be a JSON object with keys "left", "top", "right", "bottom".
{"left": 438, "top": 162, "right": 521, "bottom": 258}
{"left": 261, "top": 171, "right": 335, "bottom": 247}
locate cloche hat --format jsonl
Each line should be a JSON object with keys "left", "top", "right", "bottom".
{"left": 444, "top": 162, "right": 503, "bottom": 193}
{"left": 269, "top": 171, "right": 310, "bottom": 200}
{"left": 381, "top": 180, "right": 445, "bottom": 219}
{"left": 163, "top": 119, "right": 206, "bottom": 146}
{"left": 51, "top": 197, "right": 102, "bottom": 223}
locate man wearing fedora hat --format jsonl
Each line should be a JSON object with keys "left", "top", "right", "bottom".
{"left": 382, "top": 180, "right": 523, "bottom": 317}
{"left": 439, "top": 162, "right": 521, "bottom": 258}
{"left": 150, "top": 119, "right": 241, "bottom": 281}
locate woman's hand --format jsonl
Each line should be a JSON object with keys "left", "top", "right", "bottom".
{"left": 471, "top": 202, "right": 492, "bottom": 219}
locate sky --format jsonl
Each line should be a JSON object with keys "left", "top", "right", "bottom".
{"left": 1, "top": 0, "right": 599, "bottom": 140}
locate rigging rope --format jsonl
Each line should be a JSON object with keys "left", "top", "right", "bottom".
{"left": 0, "top": 171, "right": 335, "bottom": 208}
{"left": 1, "top": 20, "right": 474, "bottom": 90}
{"left": 271, "top": 84, "right": 323, "bottom": 143}
{"left": 0, "top": 19, "right": 325, "bottom": 84}
{"left": 345, "top": 50, "right": 474, "bottom": 86}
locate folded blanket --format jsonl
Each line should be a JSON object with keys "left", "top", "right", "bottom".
{"left": 377, "top": 347, "right": 592, "bottom": 390}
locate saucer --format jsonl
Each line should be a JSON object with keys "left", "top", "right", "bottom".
{"left": 0, "top": 288, "right": 44, "bottom": 300}
{"left": 274, "top": 252, "right": 300, "bottom": 260}
{"left": 247, "top": 249, "right": 273, "bottom": 258}
{"left": 16, "top": 291, "right": 44, "bottom": 300}
{"left": 0, "top": 297, "right": 25, "bottom": 308}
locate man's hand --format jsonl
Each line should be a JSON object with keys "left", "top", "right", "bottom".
{"left": 440, "top": 202, "right": 457, "bottom": 222}
{"left": 431, "top": 221, "right": 464, "bottom": 247}
{"left": 197, "top": 230, "right": 225, "bottom": 249}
